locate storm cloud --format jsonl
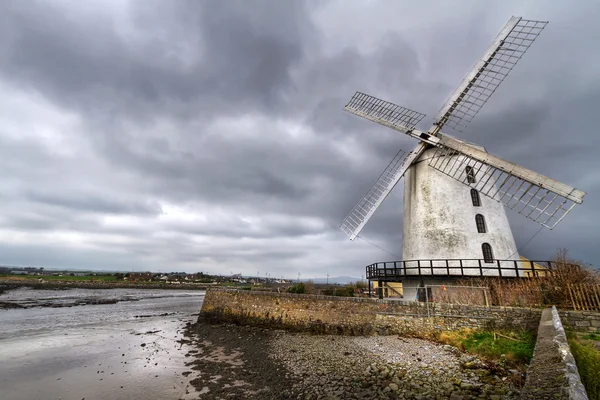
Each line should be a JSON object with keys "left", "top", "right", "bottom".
{"left": 0, "top": 0, "right": 598, "bottom": 277}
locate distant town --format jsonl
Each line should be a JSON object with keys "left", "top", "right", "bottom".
{"left": 0, "top": 265, "right": 293, "bottom": 285}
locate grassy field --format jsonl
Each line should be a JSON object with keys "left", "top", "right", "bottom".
{"left": 0, "top": 274, "right": 117, "bottom": 282}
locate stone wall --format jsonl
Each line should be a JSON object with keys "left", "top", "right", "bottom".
{"left": 200, "top": 288, "right": 542, "bottom": 336}
{"left": 559, "top": 310, "right": 600, "bottom": 332}
{"left": 521, "top": 307, "right": 588, "bottom": 400}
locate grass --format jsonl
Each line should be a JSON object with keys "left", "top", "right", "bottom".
{"left": 581, "top": 332, "right": 600, "bottom": 342}
{"left": 568, "top": 334, "right": 600, "bottom": 400}
{"left": 436, "top": 329, "right": 536, "bottom": 367}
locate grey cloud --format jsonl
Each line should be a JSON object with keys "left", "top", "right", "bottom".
{"left": 0, "top": 0, "right": 316, "bottom": 122}
{"left": 25, "top": 190, "right": 161, "bottom": 216}
{"left": 0, "top": 0, "right": 598, "bottom": 276}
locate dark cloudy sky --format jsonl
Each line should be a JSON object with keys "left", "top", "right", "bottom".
{"left": 0, "top": 0, "right": 598, "bottom": 277}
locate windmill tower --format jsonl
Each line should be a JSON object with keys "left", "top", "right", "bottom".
{"left": 339, "top": 16, "right": 587, "bottom": 296}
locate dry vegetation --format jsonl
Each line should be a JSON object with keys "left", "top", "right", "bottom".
{"left": 433, "top": 249, "right": 599, "bottom": 308}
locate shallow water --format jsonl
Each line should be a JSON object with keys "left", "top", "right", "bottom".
{"left": 0, "top": 287, "right": 205, "bottom": 400}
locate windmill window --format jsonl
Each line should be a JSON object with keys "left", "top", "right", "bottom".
{"left": 471, "top": 189, "right": 481, "bottom": 206}
{"left": 465, "top": 166, "right": 476, "bottom": 183}
{"left": 475, "top": 214, "right": 486, "bottom": 233}
{"left": 482, "top": 243, "right": 494, "bottom": 263}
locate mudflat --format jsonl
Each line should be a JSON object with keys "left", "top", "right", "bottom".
{"left": 0, "top": 287, "right": 204, "bottom": 400}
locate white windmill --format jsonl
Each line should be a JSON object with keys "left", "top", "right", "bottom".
{"left": 339, "top": 16, "right": 586, "bottom": 296}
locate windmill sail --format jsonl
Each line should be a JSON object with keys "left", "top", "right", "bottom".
{"left": 344, "top": 92, "right": 426, "bottom": 133}
{"left": 428, "top": 134, "right": 586, "bottom": 228}
{"left": 435, "top": 17, "right": 548, "bottom": 132}
{"left": 340, "top": 146, "right": 424, "bottom": 240}
{"left": 344, "top": 92, "right": 438, "bottom": 147}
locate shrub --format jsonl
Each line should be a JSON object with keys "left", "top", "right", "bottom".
{"left": 354, "top": 281, "right": 367, "bottom": 290}
{"left": 322, "top": 286, "right": 354, "bottom": 297}
{"left": 304, "top": 279, "right": 314, "bottom": 294}
{"left": 288, "top": 282, "right": 305, "bottom": 294}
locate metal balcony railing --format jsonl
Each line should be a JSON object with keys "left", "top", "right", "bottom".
{"left": 366, "top": 258, "right": 559, "bottom": 280}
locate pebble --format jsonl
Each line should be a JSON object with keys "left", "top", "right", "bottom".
{"left": 269, "top": 333, "right": 521, "bottom": 399}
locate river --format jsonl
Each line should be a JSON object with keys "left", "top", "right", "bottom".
{"left": 0, "top": 287, "right": 205, "bottom": 400}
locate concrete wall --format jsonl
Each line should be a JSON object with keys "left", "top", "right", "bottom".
{"left": 521, "top": 307, "right": 588, "bottom": 400}
{"left": 200, "top": 288, "right": 541, "bottom": 336}
{"left": 403, "top": 147, "right": 519, "bottom": 276}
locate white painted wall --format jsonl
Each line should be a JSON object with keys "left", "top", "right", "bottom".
{"left": 402, "top": 147, "right": 520, "bottom": 277}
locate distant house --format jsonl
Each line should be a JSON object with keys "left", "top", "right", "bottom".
{"left": 128, "top": 273, "right": 152, "bottom": 282}
{"left": 167, "top": 273, "right": 186, "bottom": 281}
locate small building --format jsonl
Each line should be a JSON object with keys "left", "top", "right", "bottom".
{"left": 371, "top": 281, "right": 403, "bottom": 298}
{"left": 520, "top": 256, "right": 550, "bottom": 277}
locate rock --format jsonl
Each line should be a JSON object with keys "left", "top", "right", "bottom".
{"left": 460, "top": 381, "right": 474, "bottom": 390}
{"left": 462, "top": 361, "right": 479, "bottom": 369}
{"left": 388, "top": 383, "right": 399, "bottom": 392}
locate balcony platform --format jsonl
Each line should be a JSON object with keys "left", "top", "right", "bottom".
{"left": 366, "top": 258, "right": 553, "bottom": 281}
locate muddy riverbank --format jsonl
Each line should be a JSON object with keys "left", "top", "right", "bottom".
{"left": 0, "top": 286, "right": 204, "bottom": 309}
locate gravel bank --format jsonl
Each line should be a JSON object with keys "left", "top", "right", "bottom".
{"left": 271, "top": 333, "right": 521, "bottom": 400}
{"left": 184, "top": 321, "right": 523, "bottom": 399}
